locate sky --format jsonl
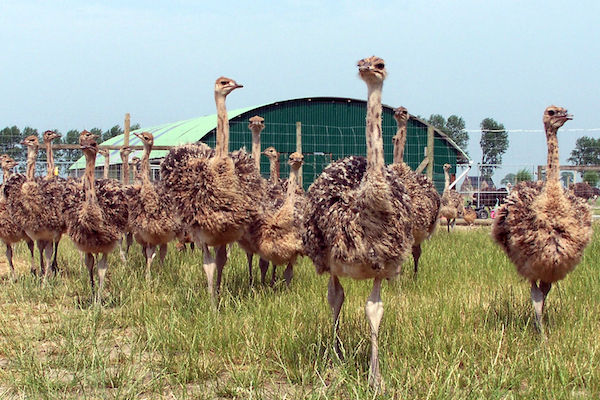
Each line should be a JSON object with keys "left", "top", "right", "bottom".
{"left": 1, "top": 0, "right": 599, "bottom": 182}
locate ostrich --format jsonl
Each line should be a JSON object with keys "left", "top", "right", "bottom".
{"left": 3, "top": 134, "right": 65, "bottom": 279}
{"left": 161, "top": 77, "right": 265, "bottom": 299}
{"left": 120, "top": 145, "right": 135, "bottom": 255}
{"left": 62, "top": 131, "right": 128, "bottom": 302}
{"left": 439, "top": 163, "right": 464, "bottom": 232}
{"left": 391, "top": 106, "right": 440, "bottom": 276}
{"left": 42, "top": 130, "right": 64, "bottom": 273}
{"left": 129, "top": 131, "right": 180, "bottom": 280}
{"left": 0, "top": 155, "right": 35, "bottom": 280}
{"left": 303, "top": 56, "right": 413, "bottom": 387}
{"left": 492, "top": 106, "right": 592, "bottom": 335}
{"left": 254, "top": 151, "right": 305, "bottom": 286}
{"left": 237, "top": 115, "right": 271, "bottom": 286}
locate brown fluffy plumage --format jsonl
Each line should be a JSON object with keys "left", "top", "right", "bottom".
{"left": 491, "top": 106, "right": 592, "bottom": 334}
{"left": 391, "top": 106, "right": 440, "bottom": 276}
{"left": 440, "top": 163, "right": 464, "bottom": 232}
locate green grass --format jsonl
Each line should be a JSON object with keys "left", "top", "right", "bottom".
{"left": 0, "top": 226, "right": 598, "bottom": 399}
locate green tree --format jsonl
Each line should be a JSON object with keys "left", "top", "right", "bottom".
{"left": 479, "top": 118, "right": 508, "bottom": 181}
{"left": 515, "top": 168, "right": 533, "bottom": 183}
{"left": 428, "top": 114, "right": 469, "bottom": 153}
{"left": 102, "top": 125, "right": 123, "bottom": 142}
{"left": 501, "top": 173, "right": 516, "bottom": 185}
{"left": 568, "top": 136, "right": 600, "bottom": 165}
{"left": 0, "top": 126, "right": 23, "bottom": 160}
{"left": 561, "top": 171, "right": 575, "bottom": 187}
{"left": 582, "top": 171, "right": 599, "bottom": 187}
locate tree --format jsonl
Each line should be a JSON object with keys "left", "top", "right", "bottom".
{"left": 479, "top": 118, "right": 508, "bottom": 181}
{"left": 568, "top": 136, "right": 600, "bottom": 166}
{"left": 515, "top": 168, "right": 533, "bottom": 183}
{"left": 501, "top": 173, "right": 516, "bottom": 186}
{"left": 428, "top": 114, "right": 469, "bottom": 153}
{"left": 0, "top": 126, "right": 23, "bottom": 160}
{"left": 561, "top": 171, "right": 575, "bottom": 187}
{"left": 102, "top": 125, "right": 123, "bottom": 142}
{"left": 582, "top": 171, "right": 599, "bottom": 187}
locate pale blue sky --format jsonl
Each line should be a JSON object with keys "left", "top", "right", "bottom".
{"left": 1, "top": 0, "right": 599, "bottom": 181}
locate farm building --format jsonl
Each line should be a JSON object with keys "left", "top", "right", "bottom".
{"left": 69, "top": 97, "right": 470, "bottom": 192}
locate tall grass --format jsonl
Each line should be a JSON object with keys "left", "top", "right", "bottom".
{"left": 0, "top": 226, "right": 598, "bottom": 399}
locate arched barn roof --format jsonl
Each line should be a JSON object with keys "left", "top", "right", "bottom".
{"left": 69, "top": 97, "right": 469, "bottom": 192}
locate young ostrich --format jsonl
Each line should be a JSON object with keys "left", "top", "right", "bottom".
{"left": 492, "top": 106, "right": 592, "bottom": 335}
{"left": 439, "top": 163, "right": 464, "bottom": 232}
{"left": 254, "top": 151, "right": 305, "bottom": 286}
{"left": 391, "top": 106, "right": 440, "bottom": 276}
{"left": 303, "top": 57, "right": 413, "bottom": 387}
{"left": 129, "top": 131, "right": 180, "bottom": 280}
{"left": 62, "top": 131, "right": 129, "bottom": 302}
{"left": 0, "top": 155, "right": 35, "bottom": 280}
{"left": 3, "top": 133, "right": 65, "bottom": 279}
{"left": 161, "top": 77, "right": 265, "bottom": 299}
{"left": 237, "top": 115, "right": 271, "bottom": 286}
{"left": 42, "top": 130, "right": 64, "bottom": 273}
{"left": 120, "top": 145, "right": 135, "bottom": 255}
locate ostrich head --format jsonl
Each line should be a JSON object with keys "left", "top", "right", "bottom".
{"left": 393, "top": 106, "right": 409, "bottom": 125}
{"left": 80, "top": 136, "right": 99, "bottom": 157}
{"left": 1, "top": 156, "right": 17, "bottom": 171}
{"left": 443, "top": 163, "right": 451, "bottom": 171}
{"left": 98, "top": 148, "right": 109, "bottom": 157}
{"left": 357, "top": 56, "right": 387, "bottom": 85}
{"left": 21, "top": 135, "right": 40, "bottom": 149}
{"left": 288, "top": 152, "right": 304, "bottom": 170}
{"left": 262, "top": 146, "right": 279, "bottom": 160}
{"left": 79, "top": 130, "right": 99, "bottom": 146}
{"left": 215, "top": 76, "right": 243, "bottom": 97}
{"left": 131, "top": 156, "right": 141, "bottom": 168}
{"left": 120, "top": 145, "right": 132, "bottom": 159}
{"left": 133, "top": 131, "right": 154, "bottom": 147}
{"left": 543, "top": 105, "right": 573, "bottom": 131}
{"left": 43, "top": 130, "right": 61, "bottom": 143}
{"left": 248, "top": 115, "right": 265, "bottom": 132}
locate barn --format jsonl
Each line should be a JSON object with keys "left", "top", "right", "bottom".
{"left": 70, "top": 97, "right": 469, "bottom": 192}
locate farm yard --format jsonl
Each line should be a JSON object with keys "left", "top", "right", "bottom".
{"left": 0, "top": 225, "right": 598, "bottom": 399}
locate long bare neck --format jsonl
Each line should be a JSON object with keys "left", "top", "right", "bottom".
{"left": 251, "top": 129, "right": 262, "bottom": 171}
{"left": 269, "top": 157, "right": 280, "bottom": 183}
{"left": 444, "top": 169, "right": 450, "bottom": 193}
{"left": 121, "top": 153, "right": 129, "bottom": 184}
{"left": 286, "top": 167, "right": 299, "bottom": 201}
{"left": 141, "top": 143, "right": 152, "bottom": 184}
{"left": 2, "top": 167, "right": 11, "bottom": 181}
{"left": 83, "top": 152, "right": 97, "bottom": 202}
{"left": 393, "top": 123, "right": 407, "bottom": 164}
{"left": 26, "top": 146, "right": 38, "bottom": 181}
{"left": 545, "top": 128, "right": 560, "bottom": 184}
{"left": 365, "top": 82, "right": 385, "bottom": 173}
{"left": 103, "top": 154, "right": 109, "bottom": 179}
{"left": 215, "top": 93, "right": 229, "bottom": 158}
{"left": 45, "top": 140, "right": 54, "bottom": 178}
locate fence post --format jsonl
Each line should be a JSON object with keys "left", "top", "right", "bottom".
{"left": 296, "top": 121, "right": 302, "bottom": 186}
{"left": 123, "top": 113, "right": 130, "bottom": 184}
{"left": 426, "top": 125, "right": 434, "bottom": 180}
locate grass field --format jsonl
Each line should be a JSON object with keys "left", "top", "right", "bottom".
{"left": 0, "top": 225, "right": 598, "bottom": 399}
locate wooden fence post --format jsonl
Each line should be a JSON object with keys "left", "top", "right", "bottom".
{"left": 296, "top": 121, "right": 302, "bottom": 186}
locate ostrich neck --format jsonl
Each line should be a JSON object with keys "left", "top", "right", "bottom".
{"left": 269, "top": 157, "right": 280, "bottom": 183}
{"left": 365, "top": 82, "right": 385, "bottom": 173}
{"left": 393, "top": 123, "right": 407, "bottom": 164}
{"left": 83, "top": 152, "right": 97, "bottom": 202}
{"left": 103, "top": 154, "right": 109, "bottom": 179}
{"left": 26, "top": 146, "right": 38, "bottom": 181}
{"left": 45, "top": 140, "right": 54, "bottom": 178}
{"left": 444, "top": 169, "right": 450, "bottom": 192}
{"left": 251, "top": 129, "right": 262, "bottom": 171}
{"left": 545, "top": 128, "right": 560, "bottom": 185}
{"left": 215, "top": 93, "right": 229, "bottom": 158}
{"left": 141, "top": 143, "right": 152, "bottom": 184}
{"left": 2, "top": 167, "right": 11, "bottom": 180}
{"left": 285, "top": 167, "right": 299, "bottom": 204}
{"left": 120, "top": 153, "right": 129, "bottom": 184}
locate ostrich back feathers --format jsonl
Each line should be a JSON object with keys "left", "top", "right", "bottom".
{"left": 303, "top": 156, "right": 413, "bottom": 279}
{"left": 390, "top": 162, "right": 440, "bottom": 244}
{"left": 492, "top": 181, "right": 592, "bottom": 283}
{"left": 161, "top": 144, "right": 266, "bottom": 246}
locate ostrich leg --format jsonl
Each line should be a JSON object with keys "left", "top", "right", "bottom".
{"left": 366, "top": 277, "right": 384, "bottom": 388}
{"left": 531, "top": 280, "right": 552, "bottom": 338}
{"left": 327, "top": 275, "right": 345, "bottom": 359}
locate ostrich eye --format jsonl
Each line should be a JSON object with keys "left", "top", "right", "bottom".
{"left": 375, "top": 63, "right": 385, "bottom": 69}
{"left": 220, "top": 80, "right": 228, "bottom": 85}
{"left": 548, "top": 110, "right": 555, "bottom": 116}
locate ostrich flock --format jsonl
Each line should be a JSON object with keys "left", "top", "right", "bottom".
{"left": 0, "top": 56, "right": 592, "bottom": 387}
